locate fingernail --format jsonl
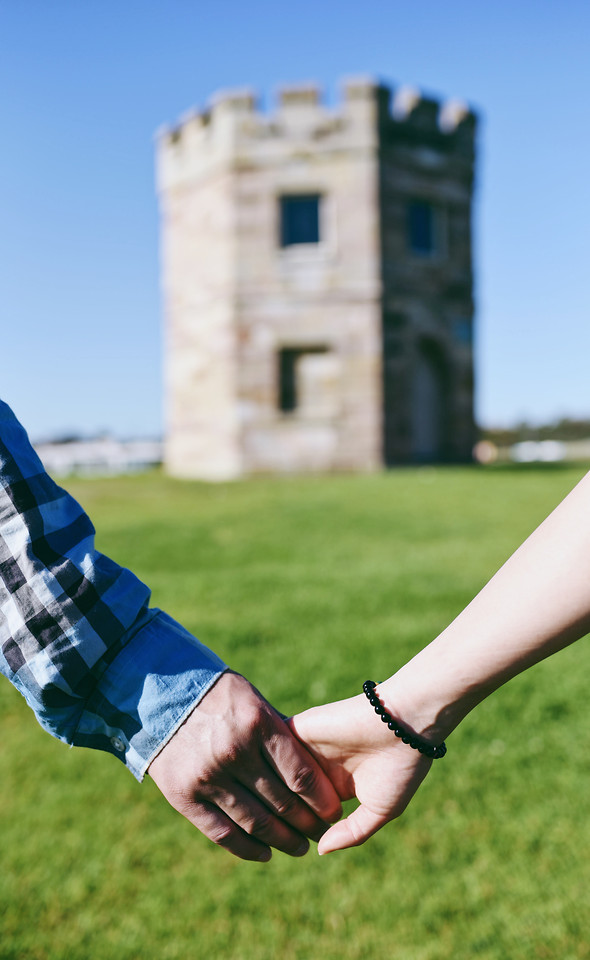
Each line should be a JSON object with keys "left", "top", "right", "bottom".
{"left": 257, "top": 850, "right": 272, "bottom": 862}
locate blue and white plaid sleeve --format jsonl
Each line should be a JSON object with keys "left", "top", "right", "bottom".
{"left": 0, "top": 400, "right": 227, "bottom": 780}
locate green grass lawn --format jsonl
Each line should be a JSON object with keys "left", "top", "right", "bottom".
{"left": 2, "top": 464, "right": 590, "bottom": 960}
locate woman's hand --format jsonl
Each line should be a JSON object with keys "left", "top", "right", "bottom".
{"left": 289, "top": 690, "right": 433, "bottom": 854}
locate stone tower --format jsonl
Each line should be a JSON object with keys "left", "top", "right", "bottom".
{"left": 156, "top": 78, "right": 476, "bottom": 479}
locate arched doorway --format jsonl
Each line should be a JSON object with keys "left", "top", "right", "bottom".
{"left": 410, "top": 339, "right": 449, "bottom": 462}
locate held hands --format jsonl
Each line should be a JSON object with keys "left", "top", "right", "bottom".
{"left": 289, "top": 690, "right": 433, "bottom": 854}
{"left": 148, "top": 671, "right": 432, "bottom": 860}
{"left": 148, "top": 671, "right": 342, "bottom": 862}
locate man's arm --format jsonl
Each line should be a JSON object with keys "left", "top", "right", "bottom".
{"left": 0, "top": 400, "right": 340, "bottom": 860}
{"left": 291, "top": 469, "right": 590, "bottom": 853}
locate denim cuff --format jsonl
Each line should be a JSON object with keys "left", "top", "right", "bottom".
{"left": 73, "top": 609, "right": 228, "bottom": 780}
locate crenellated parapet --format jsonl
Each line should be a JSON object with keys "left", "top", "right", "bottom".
{"left": 156, "top": 78, "right": 476, "bottom": 190}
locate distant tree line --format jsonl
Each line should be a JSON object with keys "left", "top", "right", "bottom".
{"left": 481, "top": 418, "right": 590, "bottom": 447}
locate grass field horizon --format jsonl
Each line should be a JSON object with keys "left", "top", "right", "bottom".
{"left": 2, "top": 464, "right": 590, "bottom": 959}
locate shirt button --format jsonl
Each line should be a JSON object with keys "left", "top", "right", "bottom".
{"left": 110, "top": 736, "right": 125, "bottom": 753}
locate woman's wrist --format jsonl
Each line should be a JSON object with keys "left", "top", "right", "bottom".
{"left": 377, "top": 649, "right": 482, "bottom": 745}
{"left": 362, "top": 681, "right": 447, "bottom": 758}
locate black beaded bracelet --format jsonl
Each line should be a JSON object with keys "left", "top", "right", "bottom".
{"left": 363, "top": 680, "right": 447, "bottom": 759}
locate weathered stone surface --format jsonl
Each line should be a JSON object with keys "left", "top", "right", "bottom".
{"left": 156, "top": 78, "right": 476, "bottom": 478}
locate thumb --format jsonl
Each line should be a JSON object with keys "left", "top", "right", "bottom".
{"left": 317, "top": 803, "right": 387, "bottom": 855}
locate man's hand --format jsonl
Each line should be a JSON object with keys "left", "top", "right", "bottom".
{"left": 148, "top": 671, "right": 342, "bottom": 861}
{"left": 289, "top": 690, "right": 432, "bottom": 854}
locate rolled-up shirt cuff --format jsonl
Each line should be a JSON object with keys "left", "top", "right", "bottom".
{"left": 72, "top": 609, "right": 228, "bottom": 781}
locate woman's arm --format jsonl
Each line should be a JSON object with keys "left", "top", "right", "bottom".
{"left": 291, "top": 470, "right": 590, "bottom": 854}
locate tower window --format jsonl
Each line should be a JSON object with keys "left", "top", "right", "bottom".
{"left": 279, "top": 348, "right": 299, "bottom": 412}
{"left": 453, "top": 317, "right": 473, "bottom": 345}
{"left": 278, "top": 346, "right": 331, "bottom": 413}
{"left": 407, "top": 200, "right": 440, "bottom": 255}
{"left": 280, "top": 194, "right": 321, "bottom": 247}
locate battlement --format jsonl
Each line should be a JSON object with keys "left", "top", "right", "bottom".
{"left": 278, "top": 83, "right": 321, "bottom": 107}
{"left": 156, "top": 77, "right": 476, "bottom": 190}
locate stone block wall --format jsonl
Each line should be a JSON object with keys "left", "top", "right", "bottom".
{"left": 156, "top": 77, "right": 476, "bottom": 478}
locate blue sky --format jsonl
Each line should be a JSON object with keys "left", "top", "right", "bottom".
{"left": 1, "top": 0, "right": 588, "bottom": 440}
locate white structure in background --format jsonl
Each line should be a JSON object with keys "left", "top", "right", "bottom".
{"left": 511, "top": 440, "right": 566, "bottom": 463}
{"left": 34, "top": 438, "right": 163, "bottom": 478}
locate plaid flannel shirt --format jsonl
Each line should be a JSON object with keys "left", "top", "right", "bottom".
{"left": 0, "top": 400, "right": 226, "bottom": 780}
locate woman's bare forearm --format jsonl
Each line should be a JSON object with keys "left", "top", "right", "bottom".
{"left": 381, "top": 470, "right": 590, "bottom": 742}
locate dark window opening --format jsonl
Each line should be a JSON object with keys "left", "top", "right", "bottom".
{"left": 407, "top": 200, "right": 436, "bottom": 255}
{"left": 280, "top": 195, "right": 321, "bottom": 247}
{"left": 278, "top": 346, "right": 327, "bottom": 412}
{"left": 453, "top": 317, "right": 473, "bottom": 345}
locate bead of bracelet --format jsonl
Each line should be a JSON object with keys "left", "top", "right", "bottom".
{"left": 362, "top": 680, "right": 447, "bottom": 760}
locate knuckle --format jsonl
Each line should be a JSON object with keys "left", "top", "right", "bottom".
{"left": 181, "top": 773, "right": 212, "bottom": 804}
{"left": 289, "top": 764, "right": 319, "bottom": 796}
{"left": 348, "top": 821, "right": 368, "bottom": 848}
{"left": 209, "top": 824, "right": 236, "bottom": 849}
{"left": 273, "top": 793, "right": 302, "bottom": 819}
{"left": 246, "top": 809, "right": 274, "bottom": 838}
